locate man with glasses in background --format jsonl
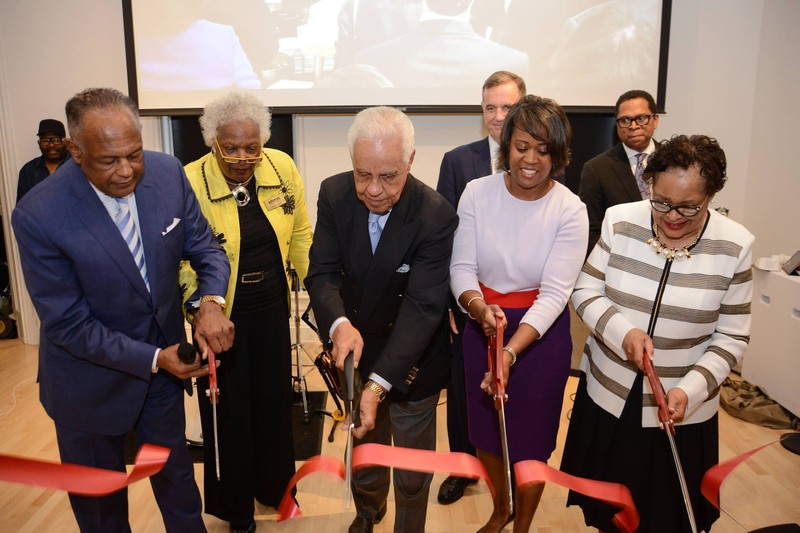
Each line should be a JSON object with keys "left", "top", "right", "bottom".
{"left": 579, "top": 89, "right": 660, "bottom": 255}
{"left": 17, "top": 119, "right": 71, "bottom": 201}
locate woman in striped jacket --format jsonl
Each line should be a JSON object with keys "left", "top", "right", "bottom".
{"left": 561, "top": 135, "right": 754, "bottom": 533}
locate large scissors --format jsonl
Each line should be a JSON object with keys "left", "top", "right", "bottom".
{"left": 178, "top": 342, "right": 220, "bottom": 480}
{"left": 488, "top": 323, "right": 513, "bottom": 515}
{"left": 343, "top": 351, "right": 356, "bottom": 509}
{"left": 642, "top": 355, "right": 698, "bottom": 533}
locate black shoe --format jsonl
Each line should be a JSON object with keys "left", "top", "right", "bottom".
{"left": 229, "top": 520, "right": 255, "bottom": 533}
{"left": 348, "top": 504, "right": 387, "bottom": 533}
{"left": 437, "top": 476, "right": 476, "bottom": 505}
{"left": 348, "top": 516, "right": 374, "bottom": 533}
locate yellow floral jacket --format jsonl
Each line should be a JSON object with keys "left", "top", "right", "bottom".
{"left": 179, "top": 148, "right": 312, "bottom": 317}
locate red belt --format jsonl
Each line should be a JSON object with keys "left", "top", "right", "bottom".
{"left": 480, "top": 283, "right": 538, "bottom": 309}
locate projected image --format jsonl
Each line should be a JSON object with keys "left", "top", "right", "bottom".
{"left": 127, "top": 0, "right": 665, "bottom": 112}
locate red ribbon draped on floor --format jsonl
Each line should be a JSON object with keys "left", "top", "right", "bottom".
{"left": 0, "top": 444, "right": 169, "bottom": 496}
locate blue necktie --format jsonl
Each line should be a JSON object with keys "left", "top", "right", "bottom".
{"left": 368, "top": 212, "right": 382, "bottom": 254}
{"left": 634, "top": 152, "right": 650, "bottom": 199}
{"left": 116, "top": 197, "right": 150, "bottom": 291}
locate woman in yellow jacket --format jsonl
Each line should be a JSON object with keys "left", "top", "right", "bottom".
{"left": 180, "top": 92, "right": 312, "bottom": 533}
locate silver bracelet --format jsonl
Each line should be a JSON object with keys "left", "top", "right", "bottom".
{"left": 465, "top": 295, "right": 485, "bottom": 320}
{"left": 503, "top": 346, "right": 517, "bottom": 366}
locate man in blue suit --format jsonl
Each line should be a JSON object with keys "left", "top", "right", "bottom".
{"left": 12, "top": 88, "right": 234, "bottom": 532}
{"left": 435, "top": 70, "right": 525, "bottom": 505}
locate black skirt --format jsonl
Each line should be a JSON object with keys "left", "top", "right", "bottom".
{"left": 560, "top": 373, "right": 720, "bottom": 533}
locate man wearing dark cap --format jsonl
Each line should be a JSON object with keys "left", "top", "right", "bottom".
{"left": 16, "top": 119, "right": 71, "bottom": 201}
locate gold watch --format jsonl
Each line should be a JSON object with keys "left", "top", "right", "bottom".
{"left": 199, "top": 294, "right": 227, "bottom": 310}
{"left": 364, "top": 380, "right": 387, "bottom": 402}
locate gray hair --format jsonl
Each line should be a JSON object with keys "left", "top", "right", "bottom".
{"left": 65, "top": 88, "right": 140, "bottom": 144}
{"left": 198, "top": 92, "right": 271, "bottom": 148}
{"left": 347, "top": 106, "right": 414, "bottom": 163}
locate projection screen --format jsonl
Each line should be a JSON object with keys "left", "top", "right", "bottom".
{"left": 123, "top": 0, "right": 670, "bottom": 114}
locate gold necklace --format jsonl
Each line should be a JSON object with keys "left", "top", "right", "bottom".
{"left": 646, "top": 224, "right": 702, "bottom": 261}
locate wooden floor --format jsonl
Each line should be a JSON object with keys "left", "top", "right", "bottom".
{"left": 1, "top": 338, "right": 798, "bottom": 532}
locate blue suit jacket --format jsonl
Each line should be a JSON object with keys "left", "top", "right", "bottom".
{"left": 436, "top": 137, "right": 492, "bottom": 210}
{"left": 12, "top": 151, "right": 230, "bottom": 435}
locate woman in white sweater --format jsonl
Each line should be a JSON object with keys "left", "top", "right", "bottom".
{"left": 561, "top": 135, "right": 755, "bottom": 532}
{"left": 450, "top": 95, "right": 588, "bottom": 533}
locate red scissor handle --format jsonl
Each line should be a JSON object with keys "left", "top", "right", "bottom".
{"left": 207, "top": 347, "right": 219, "bottom": 404}
{"left": 642, "top": 354, "right": 674, "bottom": 435}
{"left": 487, "top": 322, "right": 507, "bottom": 410}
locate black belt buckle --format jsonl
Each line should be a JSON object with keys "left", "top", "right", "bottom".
{"left": 241, "top": 271, "right": 265, "bottom": 284}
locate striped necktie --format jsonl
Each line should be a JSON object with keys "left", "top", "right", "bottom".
{"left": 115, "top": 197, "right": 150, "bottom": 291}
{"left": 634, "top": 152, "right": 650, "bottom": 199}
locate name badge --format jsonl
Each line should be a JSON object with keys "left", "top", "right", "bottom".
{"left": 266, "top": 194, "right": 287, "bottom": 210}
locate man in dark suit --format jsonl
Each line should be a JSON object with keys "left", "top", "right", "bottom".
{"left": 435, "top": 70, "right": 525, "bottom": 505}
{"left": 579, "top": 89, "right": 660, "bottom": 254}
{"left": 12, "top": 88, "right": 234, "bottom": 532}
{"left": 305, "top": 106, "right": 457, "bottom": 533}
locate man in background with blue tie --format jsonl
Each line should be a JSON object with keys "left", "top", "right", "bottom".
{"left": 12, "top": 87, "right": 234, "bottom": 532}
{"left": 578, "top": 89, "right": 660, "bottom": 255}
{"left": 305, "top": 106, "right": 457, "bottom": 533}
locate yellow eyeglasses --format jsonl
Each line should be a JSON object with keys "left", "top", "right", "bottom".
{"left": 214, "top": 138, "right": 263, "bottom": 165}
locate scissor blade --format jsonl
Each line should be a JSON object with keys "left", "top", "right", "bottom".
{"left": 665, "top": 427, "right": 698, "bottom": 533}
{"left": 497, "top": 400, "right": 514, "bottom": 515}
{"left": 343, "top": 352, "right": 355, "bottom": 509}
{"left": 211, "top": 390, "right": 220, "bottom": 481}
{"left": 345, "top": 422, "right": 353, "bottom": 509}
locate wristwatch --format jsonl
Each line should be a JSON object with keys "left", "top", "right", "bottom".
{"left": 364, "top": 380, "right": 387, "bottom": 402}
{"left": 199, "top": 294, "right": 227, "bottom": 310}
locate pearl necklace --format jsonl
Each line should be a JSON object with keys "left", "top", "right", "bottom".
{"left": 646, "top": 224, "right": 702, "bottom": 261}
{"left": 224, "top": 175, "right": 254, "bottom": 207}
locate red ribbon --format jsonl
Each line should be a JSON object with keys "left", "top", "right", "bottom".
{"left": 277, "top": 445, "right": 491, "bottom": 521}
{"left": 700, "top": 439, "right": 779, "bottom": 510}
{"left": 0, "top": 444, "right": 169, "bottom": 496}
{"left": 515, "top": 460, "right": 639, "bottom": 533}
{"left": 277, "top": 455, "right": 346, "bottom": 521}
{"left": 277, "top": 443, "right": 638, "bottom": 529}
{"left": 353, "top": 444, "right": 492, "bottom": 495}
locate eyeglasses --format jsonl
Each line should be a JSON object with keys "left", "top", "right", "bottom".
{"left": 650, "top": 198, "right": 706, "bottom": 217}
{"left": 38, "top": 137, "right": 65, "bottom": 146}
{"left": 615, "top": 114, "right": 655, "bottom": 128}
{"left": 214, "top": 138, "right": 263, "bottom": 165}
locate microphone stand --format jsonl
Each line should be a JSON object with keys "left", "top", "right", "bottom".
{"left": 290, "top": 267, "right": 311, "bottom": 424}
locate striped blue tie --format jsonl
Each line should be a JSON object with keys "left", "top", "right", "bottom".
{"left": 116, "top": 197, "right": 150, "bottom": 291}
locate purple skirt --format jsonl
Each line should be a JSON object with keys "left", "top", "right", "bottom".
{"left": 463, "top": 305, "right": 571, "bottom": 462}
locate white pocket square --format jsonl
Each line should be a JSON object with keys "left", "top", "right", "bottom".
{"left": 396, "top": 264, "right": 411, "bottom": 273}
{"left": 161, "top": 218, "right": 180, "bottom": 236}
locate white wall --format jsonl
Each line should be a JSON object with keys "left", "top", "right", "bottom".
{"left": 2, "top": 0, "right": 798, "bottom": 343}
{"left": 742, "top": 0, "right": 800, "bottom": 258}
{"left": 657, "top": 0, "right": 763, "bottom": 224}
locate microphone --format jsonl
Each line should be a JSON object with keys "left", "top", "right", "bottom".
{"left": 177, "top": 342, "right": 197, "bottom": 364}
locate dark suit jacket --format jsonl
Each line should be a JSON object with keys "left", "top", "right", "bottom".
{"left": 579, "top": 142, "right": 645, "bottom": 254}
{"left": 12, "top": 151, "right": 229, "bottom": 435}
{"left": 437, "top": 137, "right": 492, "bottom": 210}
{"left": 437, "top": 137, "right": 491, "bottom": 331}
{"left": 305, "top": 172, "right": 457, "bottom": 401}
